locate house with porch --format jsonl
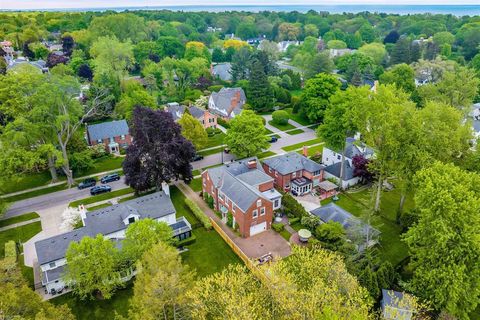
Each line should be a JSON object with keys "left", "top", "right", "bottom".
{"left": 202, "top": 158, "right": 282, "bottom": 238}
{"left": 165, "top": 102, "right": 218, "bottom": 129}
{"left": 86, "top": 120, "right": 132, "bottom": 154}
{"left": 34, "top": 187, "right": 192, "bottom": 294}
{"left": 208, "top": 87, "right": 246, "bottom": 120}
{"left": 322, "top": 137, "right": 374, "bottom": 189}
{"left": 262, "top": 152, "right": 336, "bottom": 199}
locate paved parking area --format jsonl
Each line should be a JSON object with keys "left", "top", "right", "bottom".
{"left": 234, "top": 230, "right": 291, "bottom": 259}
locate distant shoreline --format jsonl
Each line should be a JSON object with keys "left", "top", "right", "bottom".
{"left": 1, "top": 5, "right": 480, "bottom": 16}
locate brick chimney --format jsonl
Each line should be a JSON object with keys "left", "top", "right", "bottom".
{"left": 247, "top": 160, "right": 257, "bottom": 169}
{"left": 302, "top": 146, "right": 308, "bottom": 157}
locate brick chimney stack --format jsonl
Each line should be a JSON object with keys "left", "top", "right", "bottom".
{"left": 303, "top": 146, "right": 308, "bottom": 157}
{"left": 247, "top": 160, "right": 257, "bottom": 169}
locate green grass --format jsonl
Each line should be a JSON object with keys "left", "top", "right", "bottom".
{"left": 51, "top": 285, "right": 133, "bottom": 320}
{"left": 0, "top": 221, "right": 42, "bottom": 258}
{"left": 258, "top": 151, "right": 276, "bottom": 159}
{"left": 79, "top": 157, "right": 124, "bottom": 177}
{"left": 279, "top": 229, "right": 292, "bottom": 241}
{"left": 296, "top": 144, "right": 323, "bottom": 157}
{"left": 3, "top": 184, "right": 68, "bottom": 203}
{"left": 289, "top": 90, "right": 303, "bottom": 97}
{"left": 192, "top": 169, "right": 201, "bottom": 176}
{"left": 287, "top": 129, "right": 304, "bottom": 135}
{"left": 170, "top": 186, "right": 200, "bottom": 226}
{"left": 197, "top": 146, "right": 224, "bottom": 157}
{"left": 268, "top": 120, "right": 297, "bottom": 132}
{"left": 87, "top": 203, "right": 112, "bottom": 211}
{"left": 322, "top": 188, "right": 413, "bottom": 266}
{"left": 282, "top": 138, "right": 323, "bottom": 152}
{"left": 290, "top": 222, "right": 303, "bottom": 232}
{"left": 205, "top": 133, "right": 226, "bottom": 149}
{"left": 0, "top": 212, "right": 39, "bottom": 228}
{"left": 0, "top": 171, "right": 57, "bottom": 194}
{"left": 181, "top": 227, "right": 242, "bottom": 278}
{"left": 284, "top": 108, "right": 312, "bottom": 126}
{"left": 69, "top": 188, "right": 134, "bottom": 208}
{"left": 188, "top": 178, "right": 203, "bottom": 193}
{"left": 19, "top": 255, "right": 35, "bottom": 288}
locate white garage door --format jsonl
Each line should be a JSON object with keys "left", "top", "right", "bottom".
{"left": 250, "top": 222, "right": 267, "bottom": 236}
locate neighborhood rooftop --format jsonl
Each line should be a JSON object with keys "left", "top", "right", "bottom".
{"left": 87, "top": 120, "right": 129, "bottom": 141}
{"left": 165, "top": 103, "right": 205, "bottom": 121}
{"left": 263, "top": 152, "right": 325, "bottom": 175}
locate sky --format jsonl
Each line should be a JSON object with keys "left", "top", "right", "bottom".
{"left": 2, "top": 0, "right": 480, "bottom": 10}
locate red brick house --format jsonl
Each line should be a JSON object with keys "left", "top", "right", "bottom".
{"left": 208, "top": 87, "right": 246, "bottom": 120}
{"left": 202, "top": 158, "right": 282, "bottom": 238}
{"left": 86, "top": 120, "right": 132, "bottom": 154}
{"left": 262, "top": 152, "right": 336, "bottom": 199}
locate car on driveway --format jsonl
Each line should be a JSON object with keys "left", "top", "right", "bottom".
{"left": 101, "top": 173, "right": 121, "bottom": 183}
{"left": 268, "top": 136, "right": 278, "bottom": 143}
{"left": 78, "top": 178, "right": 96, "bottom": 189}
{"left": 192, "top": 154, "right": 204, "bottom": 161}
{"left": 90, "top": 185, "right": 112, "bottom": 196}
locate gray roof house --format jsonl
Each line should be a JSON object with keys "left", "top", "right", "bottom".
{"left": 381, "top": 289, "right": 415, "bottom": 320}
{"left": 208, "top": 87, "right": 246, "bottom": 119}
{"left": 165, "top": 103, "right": 206, "bottom": 121}
{"left": 310, "top": 203, "right": 380, "bottom": 251}
{"left": 212, "top": 62, "right": 232, "bottom": 81}
{"left": 34, "top": 190, "right": 192, "bottom": 294}
{"left": 6, "top": 57, "right": 49, "bottom": 73}
{"left": 263, "top": 152, "right": 324, "bottom": 176}
{"left": 86, "top": 120, "right": 129, "bottom": 144}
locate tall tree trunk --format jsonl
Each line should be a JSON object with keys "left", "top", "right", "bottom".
{"left": 397, "top": 193, "right": 406, "bottom": 223}
{"left": 47, "top": 155, "right": 58, "bottom": 182}
{"left": 59, "top": 139, "right": 74, "bottom": 187}
{"left": 374, "top": 174, "right": 382, "bottom": 212}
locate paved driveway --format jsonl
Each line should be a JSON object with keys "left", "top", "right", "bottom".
{"left": 235, "top": 230, "right": 291, "bottom": 259}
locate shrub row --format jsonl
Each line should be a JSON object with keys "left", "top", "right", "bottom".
{"left": 272, "top": 222, "right": 285, "bottom": 232}
{"left": 4, "top": 241, "right": 16, "bottom": 259}
{"left": 281, "top": 193, "right": 309, "bottom": 218}
{"left": 177, "top": 234, "right": 197, "bottom": 247}
{"left": 184, "top": 198, "right": 212, "bottom": 230}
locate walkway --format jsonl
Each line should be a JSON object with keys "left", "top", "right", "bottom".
{"left": 176, "top": 182, "right": 291, "bottom": 259}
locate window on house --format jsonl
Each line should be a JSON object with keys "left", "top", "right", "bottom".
{"left": 203, "top": 178, "right": 206, "bottom": 186}
{"left": 260, "top": 207, "right": 265, "bottom": 216}
{"left": 292, "top": 172, "right": 296, "bottom": 178}
{"left": 120, "top": 135, "right": 125, "bottom": 140}
{"left": 257, "top": 199, "right": 261, "bottom": 207}
{"left": 337, "top": 155, "right": 341, "bottom": 160}
{"left": 201, "top": 120, "right": 205, "bottom": 124}
{"left": 252, "top": 209, "right": 258, "bottom": 218}
{"left": 232, "top": 204, "right": 237, "bottom": 212}
{"left": 49, "top": 262, "right": 56, "bottom": 268}
{"left": 275, "top": 171, "right": 278, "bottom": 177}
{"left": 274, "top": 199, "right": 279, "bottom": 208}
{"left": 128, "top": 217, "right": 136, "bottom": 224}
{"left": 97, "top": 139, "right": 102, "bottom": 143}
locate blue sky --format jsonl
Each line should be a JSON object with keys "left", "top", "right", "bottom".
{"left": 2, "top": 0, "right": 479, "bottom": 10}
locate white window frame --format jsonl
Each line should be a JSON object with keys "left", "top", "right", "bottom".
{"left": 121, "top": 134, "right": 126, "bottom": 140}
{"left": 292, "top": 172, "right": 296, "bottom": 178}
{"left": 252, "top": 209, "right": 258, "bottom": 218}
{"left": 260, "top": 207, "right": 265, "bottom": 216}
{"left": 257, "top": 199, "right": 261, "bottom": 207}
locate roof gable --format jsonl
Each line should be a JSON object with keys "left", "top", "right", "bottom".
{"left": 263, "top": 152, "right": 324, "bottom": 175}
{"left": 87, "top": 120, "right": 129, "bottom": 142}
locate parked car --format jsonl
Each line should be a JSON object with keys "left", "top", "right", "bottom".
{"left": 101, "top": 173, "right": 121, "bottom": 183}
{"left": 90, "top": 185, "right": 112, "bottom": 196}
{"left": 268, "top": 136, "right": 278, "bottom": 143}
{"left": 77, "top": 178, "right": 96, "bottom": 189}
{"left": 192, "top": 154, "right": 204, "bottom": 161}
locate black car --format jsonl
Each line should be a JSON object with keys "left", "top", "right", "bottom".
{"left": 101, "top": 173, "right": 121, "bottom": 183}
{"left": 268, "top": 136, "right": 278, "bottom": 143}
{"left": 192, "top": 154, "right": 204, "bottom": 162}
{"left": 78, "top": 178, "right": 96, "bottom": 189}
{"left": 90, "top": 185, "right": 112, "bottom": 196}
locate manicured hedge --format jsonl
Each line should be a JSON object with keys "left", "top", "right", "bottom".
{"left": 282, "top": 193, "right": 309, "bottom": 218}
{"left": 272, "top": 222, "right": 285, "bottom": 232}
{"left": 177, "top": 234, "right": 197, "bottom": 247}
{"left": 184, "top": 198, "right": 212, "bottom": 230}
{"left": 4, "top": 240, "right": 16, "bottom": 258}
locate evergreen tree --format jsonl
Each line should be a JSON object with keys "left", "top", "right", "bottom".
{"left": 410, "top": 42, "right": 422, "bottom": 62}
{"left": 212, "top": 47, "right": 225, "bottom": 63}
{"left": 390, "top": 37, "right": 411, "bottom": 65}
{"left": 351, "top": 69, "right": 363, "bottom": 87}
{"left": 247, "top": 59, "right": 274, "bottom": 112}
{"left": 230, "top": 47, "right": 251, "bottom": 82}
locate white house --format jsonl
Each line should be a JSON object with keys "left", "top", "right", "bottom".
{"left": 34, "top": 185, "right": 192, "bottom": 294}
{"left": 208, "top": 87, "right": 246, "bottom": 120}
{"left": 322, "top": 137, "right": 374, "bottom": 189}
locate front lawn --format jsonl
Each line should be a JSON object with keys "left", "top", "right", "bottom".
{"left": 0, "top": 171, "right": 58, "bottom": 194}
{"left": 258, "top": 151, "right": 276, "bottom": 159}
{"left": 69, "top": 188, "right": 134, "bottom": 208}
{"left": 284, "top": 108, "right": 312, "bottom": 126}
{"left": 78, "top": 157, "right": 124, "bottom": 177}
{"left": 321, "top": 187, "right": 412, "bottom": 266}
{"left": 197, "top": 146, "right": 224, "bottom": 157}
{"left": 0, "top": 221, "right": 42, "bottom": 258}
{"left": 0, "top": 212, "right": 39, "bottom": 228}
{"left": 188, "top": 178, "right": 203, "bottom": 193}
{"left": 282, "top": 138, "right": 323, "bottom": 152}
{"left": 296, "top": 144, "right": 323, "bottom": 157}
{"left": 268, "top": 120, "right": 297, "bottom": 132}
{"left": 205, "top": 132, "right": 226, "bottom": 149}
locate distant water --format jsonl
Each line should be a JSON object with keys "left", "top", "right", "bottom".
{"left": 3, "top": 5, "right": 480, "bottom": 16}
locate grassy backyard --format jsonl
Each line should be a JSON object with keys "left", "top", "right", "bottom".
{"left": 0, "top": 212, "right": 39, "bottom": 228}
{"left": 282, "top": 138, "right": 323, "bottom": 152}
{"left": 0, "top": 221, "right": 42, "bottom": 258}
{"left": 187, "top": 178, "right": 203, "bottom": 193}
{"left": 283, "top": 108, "right": 312, "bottom": 126}
{"left": 322, "top": 187, "right": 413, "bottom": 266}
{"left": 296, "top": 144, "right": 323, "bottom": 157}
{"left": 205, "top": 132, "right": 226, "bottom": 149}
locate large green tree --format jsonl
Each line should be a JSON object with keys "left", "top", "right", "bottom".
{"left": 224, "top": 110, "right": 268, "bottom": 158}
{"left": 403, "top": 162, "right": 480, "bottom": 318}
{"left": 301, "top": 73, "right": 341, "bottom": 123}
{"left": 248, "top": 58, "right": 275, "bottom": 113}
{"left": 178, "top": 112, "right": 208, "bottom": 150}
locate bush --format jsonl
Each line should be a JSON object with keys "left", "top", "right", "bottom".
{"left": 289, "top": 217, "right": 300, "bottom": 225}
{"left": 4, "top": 241, "right": 16, "bottom": 258}
{"left": 204, "top": 193, "right": 214, "bottom": 209}
{"left": 226, "top": 212, "right": 233, "bottom": 228}
{"left": 281, "top": 193, "right": 309, "bottom": 218}
{"left": 301, "top": 215, "right": 322, "bottom": 230}
{"left": 69, "top": 149, "right": 95, "bottom": 175}
{"left": 217, "top": 117, "right": 230, "bottom": 129}
{"left": 272, "top": 222, "right": 285, "bottom": 232}
{"left": 310, "top": 152, "right": 322, "bottom": 163}
{"left": 208, "top": 85, "right": 224, "bottom": 92}
{"left": 177, "top": 234, "right": 197, "bottom": 247}
{"left": 400, "top": 208, "right": 419, "bottom": 231}
{"left": 184, "top": 198, "right": 212, "bottom": 230}
{"left": 272, "top": 110, "right": 289, "bottom": 125}
{"left": 291, "top": 96, "right": 301, "bottom": 113}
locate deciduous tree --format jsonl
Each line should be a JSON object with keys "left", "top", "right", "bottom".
{"left": 224, "top": 110, "right": 268, "bottom": 158}
{"left": 301, "top": 73, "right": 341, "bottom": 123}
{"left": 178, "top": 112, "right": 208, "bottom": 150}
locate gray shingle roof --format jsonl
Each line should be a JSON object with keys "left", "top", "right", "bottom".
{"left": 165, "top": 104, "right": 205, "bottom": 121}
{"left": 206, "top": 158, "right": 273, "bottom": 212}
{"left": 341, "top": 138, "right": 374, "bottom": 160}
{"left": 263, "top": 152, "right": 324, "bottom": 175}
{"left": 324, "top": 160, "right": 355, "bottom": 181}
{"left": 212, "top": 63, "right": 232, "bottom": 81}
{"left": 35, "top": 191, "right": 176, "bottom": 266}
{"left": 209, "top": 87, "right": 246, "bottom": 118}
{"left": 87, "top": 120, "right": 129, "bottom": 142}
{"left": 42, "top": 264, "right": 66, "bottom": 284}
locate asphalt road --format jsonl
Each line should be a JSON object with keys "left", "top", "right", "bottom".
{"left": 3, "top": 125, "right": 316, "bottom": 219}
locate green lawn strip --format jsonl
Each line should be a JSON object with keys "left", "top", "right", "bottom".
{"left": 283, "top": 108, "right": 311, "bottom": 126}
{"left": 279, "top": 229, "right": 291, "bottom": 241}
{"left": 0, "top": 171, "right": 57, "bottom": 194}
{"left": 87, "top": 203, "right": 112, "bottom": 211}
{"left": 69, "top": 188, "right": 134, "bottom": 208}
{"left": 78, "top": 157, "right": 124, "bottom": 177}
{"left": 199, "top": 163, "right": 223, "bottom": 171}
{"left": 51, "top": 285, "right": 132, "bottom": 320}
{"left": 188, "top": 178, "right": 203, "bottom": 193}
{"left": 205, "top": 133, "right": 226, "bottom": 149}
{"left": 170, "top": 186, "right": 200, "bottom": 226}
{"left": 290, "top": 222, "right": 303, "bottom": 232}
{"left": 296, "top": 144, "right": 323, "bottom": 157}
{"left": 3, "top": 183, "right": 68, "bottom": 203}
{"left": 258, "top": 151, "right": 276, "bottom": 159}
{"left": 0, "top": 221, "right": 42, "bottom": 258}
{"left": 19, "top": 255, "right": 35, "bottom": 288}
{"left": 197, "top": 146, "right": 224, "bottom": 157}
{"left": 325, "top": 188, "right": 412, "bottom": 266}
{"left": 268, "top": 120, "right": 297, "bottom": 132}
{"left": 282, "top": 138, "right": 323, "bottom": 152}
{"left": 181, "top": 227, "right": 242, "bottom": 278}
{"left": 0, "top": 212, "right": 39, "bottom": 228}
{"left": 192, "top": 169, "right": 201, "bottom": 176}
{"left": 287, "top": 129, "right": 304, "bottom": 135}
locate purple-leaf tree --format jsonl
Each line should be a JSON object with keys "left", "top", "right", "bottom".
{"left": 123, "top": 106, "right": 195, "bottom": 193}
{"left": 352, "top": 154, "right": 373, "bottom": 183}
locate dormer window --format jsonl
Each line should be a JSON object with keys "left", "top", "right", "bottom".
{"left": 128, "top": 217, "right": 136, "bottom": 224}
{"left": 97, "top": 139, "right": 102, "bottom": 143}
{"left": 257, "top": 199, "right": 261, "bottom": 207}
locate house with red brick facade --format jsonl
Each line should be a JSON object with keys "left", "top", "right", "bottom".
{"left": 202, "top": 158, "right": 282, "bottom": 238}
{"left": 208, "top": 87, "right": 246, "bottom": 120}
{"left": 263, "top": 152, "right": 337, "bottom": 199}
{"left": 86, "top": 120, "right": 132, "bottom": 154}
{"left": 166, "top": 102, "right": 218, "bottom": 129}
